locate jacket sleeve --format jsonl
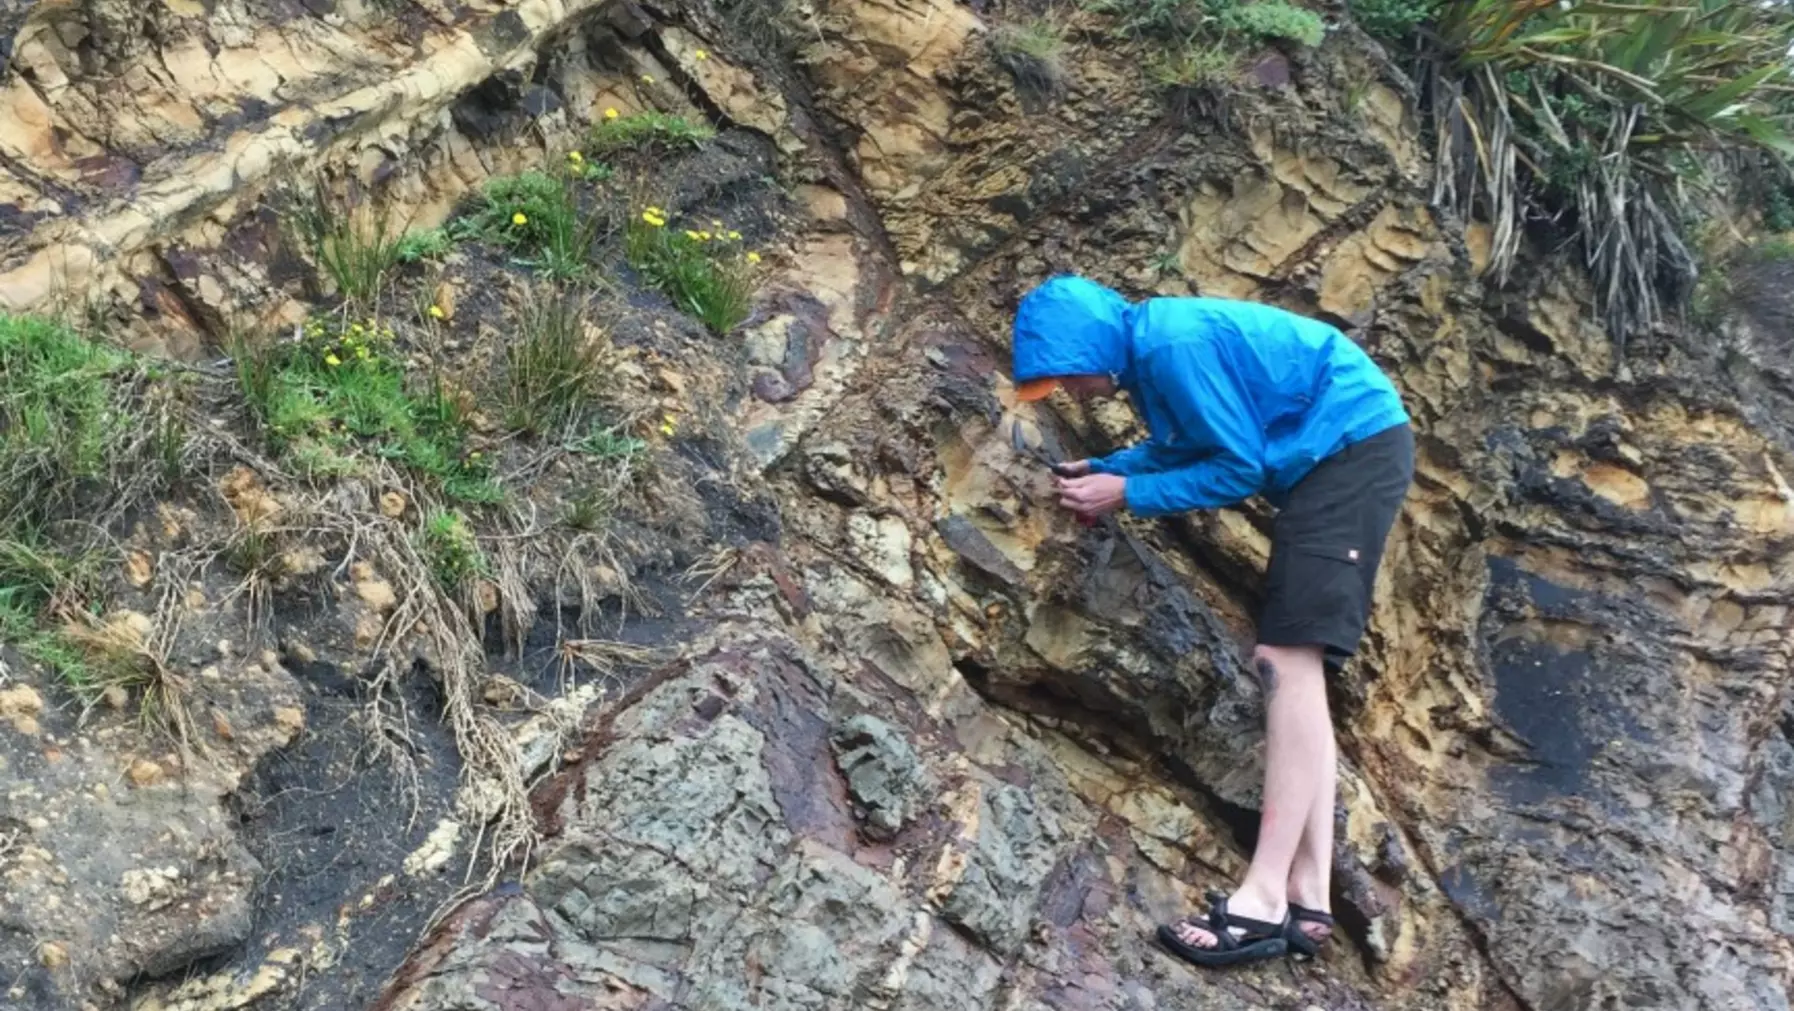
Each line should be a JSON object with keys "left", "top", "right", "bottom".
{"left": 1087, "top": 441, "right": 1171, "bottom": 477}
{"left": 1122, "top": 341, "right": 1266, "bottom": 516}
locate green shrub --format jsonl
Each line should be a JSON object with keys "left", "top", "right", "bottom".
{"left": 1425, "top": 0, "right": 1794, "bottom": 338}
{"left": 1348, "top": 0, "right": 1439, "bottom": 42}
{"left": 1214, "top": 0, "right": 1323, "bottom": 46}
{"left": 237, "top": 316, "right": 501, "bottom": 504}
{"left": 1765, "top": 184, "right": 1794, "bottom": 234}
{"left": 1088, "top": 0, "right": 1323, "bottom": 47}
{"left": 625, "top": 207, "right": 757, "bottom": 334}
{"left": 588, "top": 111, "right": 714, "bottom": 157}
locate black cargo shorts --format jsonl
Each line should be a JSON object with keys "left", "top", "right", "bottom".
{"left": 1258, "top": 423, "right": 1414, "bottom": 673}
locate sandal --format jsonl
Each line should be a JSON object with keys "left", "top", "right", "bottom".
{"left": 1285, "top": 903, "right": 1335, "bottom": 961}
{"left": 1156, "top": 891, "right": 1289, "bottom": 967}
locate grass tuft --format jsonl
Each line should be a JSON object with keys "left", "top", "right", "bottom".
{"left": 0, "top": 314, "right": 136, "bottom": 536}
{"left": 588, "top": 111, "right": 714, "bottom": 157}
{"left": 460, "top": 169, "right": 605, "bottom": 281}
{"left": 236, "top": 316, "right": 501, "bottom": 504}
{"left": 1148, "top": 39, "right": 1238, "bottom": 88}
{"left": 286, "top": 181, "right": 405, "bottom": 304}
{"left": 991, "top": 18, "right": 1070, "bottom": 98}
{"left": 625, "top": 208, "right": 757, "bottom": 334}
{"left": 394, "top": 228, "right": 455, "bottom": 264}
{"left": 503, "top": 287, "right": 611, "bottom": 437}
{"left": 419, "top": 510, "right": 488, "bottom": 596}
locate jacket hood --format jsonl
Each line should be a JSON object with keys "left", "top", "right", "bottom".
{"left": 1012, "top": 275, "right": 1134, "bottom": 383}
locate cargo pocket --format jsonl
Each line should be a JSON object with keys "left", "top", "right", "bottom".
{"left": 1284, "top": 544, "right": 1363, "bottom": 627}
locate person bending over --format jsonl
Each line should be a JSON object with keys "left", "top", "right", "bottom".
{"left": 1011, "top": 275, "right": 1413, "bottom": 967}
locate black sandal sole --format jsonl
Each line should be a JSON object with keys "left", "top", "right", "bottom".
{"left": 1286, "top": 903, "right": 1334, "bottom": 961}
{"left": 1156, "top": 924, "right": 1289, "bottom": 967}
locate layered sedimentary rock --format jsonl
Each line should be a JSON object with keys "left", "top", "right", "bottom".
{"left": 1, "top": 2, "right": 1790, "bottom": 1010}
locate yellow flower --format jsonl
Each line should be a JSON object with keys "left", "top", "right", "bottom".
{"left": 568, "top": 150, "right": 584, "bottom": 163}
{"left": 356, "top": 346, "right": 371, "bottom": 360}
{"left": 712, "top": 219, "right": 724, "bottom": 229}
{"left": 694, "top": 49, "right": 708, "bottom": 60}
{"left": 428, "top": 304, "right": 444, "bottom": 319}
{"left": 604, "top": 107, "right": 620, "bottom": 120}
{"left": 746, "top": 251, "right": 762, "bottom": 264}
{"left": 642, "top": 73, "right": 655, "bottom": 84}
{"left": 728, "top": 230, "right": 742, "bottom": 241}
{"left": 659, "top": 422, "right": 676, "bottom": 436}
{"left": 646, "top": 205, "right": 663, "bottom": 215}
{"left": 512, "top": 212, "right": 528, "bottom": 226}
{"left": 685, "top": 229, "right": 702, "bottom": 241}
{"left": 698, "top": 230, "right": 712, "bottom": 241}
{"left": 324, "top": 353, "right": 342, "bottom": 367}
{"left": 642, "top": 211, "right": 666, "bottom": 227}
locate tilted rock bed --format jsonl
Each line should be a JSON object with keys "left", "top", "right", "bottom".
{"left": 0, "top": 1, "right": 1791, "bottom": 1010}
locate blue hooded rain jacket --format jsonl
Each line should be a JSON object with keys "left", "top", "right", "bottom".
{"left": 1011, "top": 275, "right": 1409, "bottom": 517}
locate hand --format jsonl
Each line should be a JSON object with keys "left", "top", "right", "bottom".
{"left": 1051, "top": 459, "right": 1093, "bottom": 478}
{"left": 1055, "top": 473, "right": 1127, "bottom": 519}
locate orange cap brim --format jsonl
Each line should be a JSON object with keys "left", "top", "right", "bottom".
{"left": 1016, "top": 378, "right": 1060, "bottom": 402}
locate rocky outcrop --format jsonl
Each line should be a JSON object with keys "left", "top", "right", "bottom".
{"left": 1, "top": 1, "right": 1792, "bottom": 1010}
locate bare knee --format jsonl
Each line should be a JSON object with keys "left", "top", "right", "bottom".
{"left": 1251, "top": 644, "right": 1325, "bottom": 697}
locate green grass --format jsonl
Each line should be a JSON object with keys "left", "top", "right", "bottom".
{"left": 562, "top": 492, "right": 609, "bottom": 532}
{"left": 1086, "top": 0, "right": 1322, "bottom": 94}
{"left": 0, "top": 314, "right": 168, "bottom": 695}
{"left": 503, "top": 288, "right": 610, "bottom": 436}
{"left": 1088, "top": 0, "right": 1323, "bottom": 47}
{"left": 419, "top": 510, "right": 488, "bottom": 594}
{"left": 1214, "top": 0, "right": 1322, "bottom": 46}
{"left": 564, "top": 425, "right": 648, "bottom": 531}
{"left": 0, "top": 586, "right": 93, "bottom": 687}
{"left": 570, "top": 426, "right": 647, "bottom": 460}
{"left": 1765, "top": 183, "right": 1794, "bottom": 234}
{"left": 287, "top": 182, "right": 404, "bottom": 304}
{"left": 0, "top": 314, "right": 140, "bottom": 537}
{"left": 625, "top": 209, "right": 756, "bottom": 334}
{"left": 991, "top": 18, "right": 1070, "bottom": 97}
{"left": 395, "top": 228, "right": 455, "bottom": 264}
{"left": 237, "top": 316, "right": 501, "bottom": 504}
{"left": 460, "top": 170, "right": 603, "bottom": 281}
{"left": 1149, "top": 39, "right": 1238, "bottom": 88}
{"left": 1348, "top": 0, "right": 1439, "bottom": 42}
{"left": 588, "top": 111, "right": 714, "bottom": 157}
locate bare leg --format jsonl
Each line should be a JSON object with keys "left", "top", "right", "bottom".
{"left": 1174, "top": 643, "right": 1330, "bottom": 948}
{"left": 1285, "top": 701, "right": 1336, "bottom": 943}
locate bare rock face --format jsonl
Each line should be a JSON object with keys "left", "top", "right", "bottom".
{"left": 0, "top": 654, "right": 304, "bottom": 1005}
{"left": 1, "top": 1, "right": 1792, "bottom": 1010}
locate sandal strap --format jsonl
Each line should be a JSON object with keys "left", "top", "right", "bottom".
{"left": 1290, "top": 903, "right": 1334, "bottom": 927}
{"left": 1184, "top": 894, "right": 1285, "bottom": 952}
